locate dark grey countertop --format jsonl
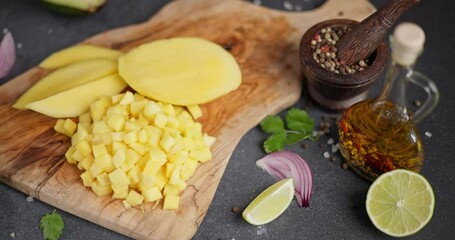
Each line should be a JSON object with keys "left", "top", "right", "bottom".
{"left": 1, "top": 0, "right": 454, "bottom": 239}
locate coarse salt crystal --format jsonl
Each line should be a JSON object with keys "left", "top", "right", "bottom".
{"left": 327, "top": 138, "right": 334, "bottom": 145}
{"left": 26, "top": 196, "right": 33, "bottom": 202}
{"left": 425, "top": 131, "right": 432, "bottom": 137}
{"left": 331, "top": 144, "right": 338, "bottom": 153}
{"left": 283, "top": 1, "right": 293, "bottom": 10}
{"left": 10, "top": 232, "right": 15, "bottom": 238}
{"left": 323, "top": 151, "right": 330, "bottom": 159}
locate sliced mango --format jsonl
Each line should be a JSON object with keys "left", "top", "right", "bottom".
{"left": 14, "top": 58, "right": 117, "bottom": 109}
{"left": 25, "top": 74, "right": 127, "bottom": 118}
{"left": 118, "top": 37, "right": 242, "bottom": 106}
{"left": 39, "top": 44, "right": 121, "bottom": 69}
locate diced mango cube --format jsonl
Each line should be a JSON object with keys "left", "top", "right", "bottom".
{"left": 178, "top": 110, "right": 192, "bottom": 120}
{"left": 65, "top": 146, "right": 77, "bottom": 164}
{"left": 143, "top": 160, "right": 163, "bottom": 176}
{"left": 122, "top": 200, "right": 131, "bottom": 209}
{"left": 148, "top": 148, "right": 166, "bottom": 162}
{"left": 92, "top": 121, "right": 111, "bottom": 134}
{"left": 90, "top": 103, "right": 106, "bottom": 122}
{"left": 92, "top": 144, "right": 108, "bottom": 158}
{"left": 111, "top": 93, "right": 123, "bottom": 104}
{"left": 107, "top": 113, "right": 125, "bottom": 131}
{"left": 75, "top": 140, "right": 91, "bottom": 156}
{"left": 130, "top": 99, "right": 147, "bottom": 117}
{"left": 126, "top": 149, "right": 141, "bottom": 165}
{"left": 124, "top": 121, "right": 140, "bottom": 132}
{"left": 166, "top": 116, "right": 180, "bottom": 129}
{"left": 63, "top": 118, "right": 77, "bottom": 136}
{"left": 163, "top": 184, "right": 180, "bottom": 196}
{"left": 90, "top": 162, "right": 104, "bottom": 176}
{"left": 181, "top": 137, "right": 196, "bottom": 150}
{"left": 95, "top": 154, "right": 115, "bottom": 172}
{"left": 154, "top": 112, "right": 168, "bottom": 129}
{"left": 112, "top": 186, "right": 128, "bottom": 200}
{"left": 142, "top": 186, "right": 163, "bottom": 203}
{"left": 53, "top": 119, "right": 66, "bottom": 135}
{"left": 140, "top": 172, "right": 155, "bottom": 188}
{"left": 189, "top": 148, "right": 212, "bottom": 163}
{"left": 169, "top": 166, "right": 181, "bottom": 185}
{"left": 91, "top": 180, "right": 113, "bottom": 197}
{"left": 127, "top": 166, "right": 141, "bottom": 185}
{"left": 96, "top": 172, "right": 111, "bottom": 186}
{"left": 80, "top": 171, "right": 94, "bottom": 187}
{"left": 119, "top": 91, "right": 135, "bottom": 105}
{"left": 163, "top": 195, "right": 180, "bottom": 210}
{"left": 71, "top": 124, "right": 89, "bottom": 146}
{"left": 165, "top": 163, "right": 176, "bottom": 178}
{"left": 125, "top": 190, "right": 144, "bottom": 206}
{"left": 203, "top": 134, "right": 216, "bottom": 149}
{"left": 112, "top": 149, "right": 126, "bottom": 168}
{"left": 187, "top": 105, "right": 202, "bottom": 119}
{"left": 111, "top": 132, "right": 124, "bottom": 142}
{"left": 143, "top": 100, "right": 161, "bottom": 120}
{"left": 112, "top": 141, "right": 127, "bottom": 153}
{"left": 160, "top": 133, "right": 176, "bottom": 153}
{"left": 129, "top": 142, "right": 146, "bottom": 156}
{"left": 162, "top": 103, "right": 175, "bottom": 116}
{"left": 81, "top": 154, "right": 94, "bottom": 170}
{"left": 123, "top": 131, "right": 137, "bottom": 145}
{"left": 173, "top": 105, "right": 184, "bottom": 115}
{"left": 155, "top": 169, "right": 168, "bottom": 190}
{"left": 108, "top": 169, "right": 130, "bottom": 187}
{"left": 71, "top": 149, "right": 85, "bottom": 162}
{"left": 79, "top": 112, "right": 92, "bottom": 126}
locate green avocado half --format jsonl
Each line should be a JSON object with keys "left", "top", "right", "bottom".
{"left": 41, "top": 0, "right": 107, "bottom": 15}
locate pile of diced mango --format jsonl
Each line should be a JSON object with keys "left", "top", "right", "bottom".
{"left": 54, "top": 91, "right": 215, "bottom": 210}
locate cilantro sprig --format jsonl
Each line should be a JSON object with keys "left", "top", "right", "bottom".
{"left": 260, "top": 108, "right": 317, "bottom": 153}
{"left": 40, "top": 210, "right": 64, "bottom": 240}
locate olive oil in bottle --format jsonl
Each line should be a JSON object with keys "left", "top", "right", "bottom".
{"left": 338, "top": 23, "right": 439, "bottom": 181}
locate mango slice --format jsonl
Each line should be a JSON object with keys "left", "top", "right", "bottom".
{"left": 14, "top": 58, "right": 117, "bottom": 109}
{"left": 118, "top": 37, "right": 242, "bottom": 106}
{"left": 39, "top": 44, "right": 121, "bottom": 69}
{"left": 25, "top": 74, "right": 126, "bottom": 118}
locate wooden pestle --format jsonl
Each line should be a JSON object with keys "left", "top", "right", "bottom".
{"left": 336, "top": 0, "right": 419, "bottom": 65}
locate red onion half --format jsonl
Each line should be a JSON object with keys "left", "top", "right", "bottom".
{"left": 256, "top": 150, "right": 313, "bottom": 207}
{"left": 0, "top": 29, "right": 16, "bottom": 78}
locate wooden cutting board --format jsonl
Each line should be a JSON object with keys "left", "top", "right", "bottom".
{"left": 0, "top": 0, "right": 375, "bottom": 239}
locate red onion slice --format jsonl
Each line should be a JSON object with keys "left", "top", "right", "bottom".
{"left": 0, "top": 29, "right": 16, "bottom": 78}
{"left": 256, "top": 150, "right": 313, "bottom": 207}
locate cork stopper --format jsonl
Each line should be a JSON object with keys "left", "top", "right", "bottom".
{"left": 391, "top": 22, "right": 425, "bottom": 65}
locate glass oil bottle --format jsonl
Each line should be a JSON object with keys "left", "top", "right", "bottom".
{"left": 338, "top": 23, "right": 439, "bottom": 181}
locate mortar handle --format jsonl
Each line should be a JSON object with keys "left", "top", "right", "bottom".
{"left": 336, "top": 0, "right": 419, "bottom": 66}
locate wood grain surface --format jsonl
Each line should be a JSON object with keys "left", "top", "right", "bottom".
{"left": 0, "top": 0, "right": 375, "bottom": 239}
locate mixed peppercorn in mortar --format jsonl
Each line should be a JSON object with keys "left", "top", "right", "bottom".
{"left": 310, "top": 26, "right": 370, "bottom": 75}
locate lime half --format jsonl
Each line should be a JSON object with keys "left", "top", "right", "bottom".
{"left": 366, "top": 169, "right": 435, "bottom": 237}
{"left": 242, "top": 178, "right": 294, "bottom": 225}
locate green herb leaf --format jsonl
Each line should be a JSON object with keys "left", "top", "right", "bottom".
{"left": 263, "top": 131, "right": 287, "bottom": 153}
{"left": 40, "top": 210, "right": 64, "bottom": 240}
{"left": 260, "top": 115, "right": 285, "bottom": 134}
{"left": 286, "top": 108, "right": 314, "bottom": 133}
{"left": 285, "top": 133, "right": 312, "bottom": 145}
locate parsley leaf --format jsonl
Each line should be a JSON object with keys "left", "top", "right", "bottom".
{"left": 260, "top": 115, "right": 285, "bottom": 134}
{"left": 263, "top": 131, "right": 287, "bottom": 153}
{"left": 260, "top": 108, "right": 316, "bottom": 153}
{"left": 286, "top": 108, "right": 314, "bottom": 132}
{"left": 40, "top": 210, "right": 64, "bottom": 240}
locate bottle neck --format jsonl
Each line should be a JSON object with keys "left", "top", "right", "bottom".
{"left": 376, "top": 59, "right": 415, "bottom": 120}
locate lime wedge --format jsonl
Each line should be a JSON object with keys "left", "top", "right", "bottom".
{"left": 366, "top": 169, "right": 435, "bottom": 237}
{"left": 242, "top": 178, "right": 294, "bottom": 225}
